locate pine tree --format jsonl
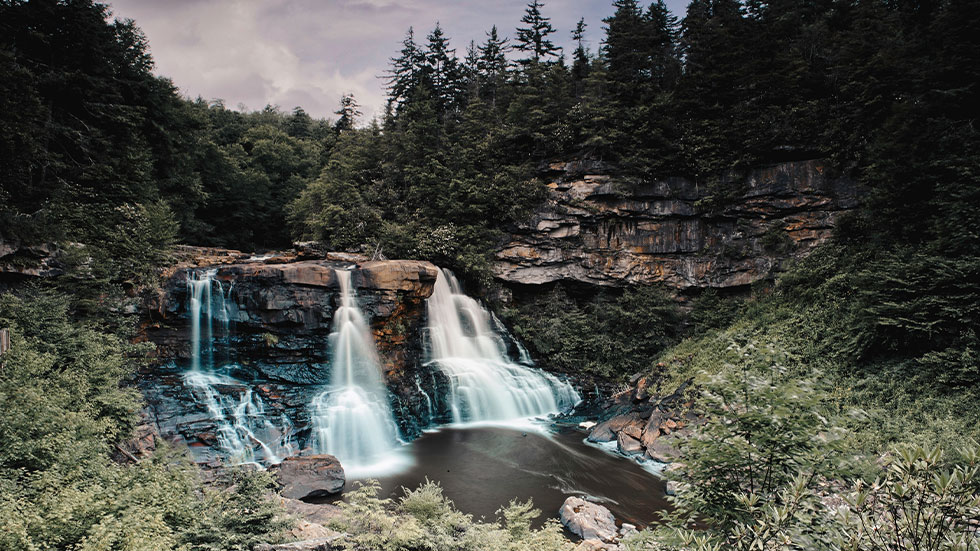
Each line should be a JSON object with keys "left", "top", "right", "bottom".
{"left": 515, "top": 0, "right": 561, "bottom": 65}
{"left": 333, "top": 94, "right": 361, "bottom": 133}
{"left": 602, "top": 0, "right": 647, "bottom": 88}
{"left": 423, "top": 23, "right": 463, "bottom": 117}
{"left": 386, "top": 27, "right": 426, "bottom": 112}
{"left": 286, "top": 106, "right": 312, "bottom": 138}
{"left": 477, "top": 25, "right": 510, "bottom": 106}
{"left": 644, "top": 0, "right": 680, "bottom": 90}
{"left": 571, "top": 18, "right": 590, "bottom": 86}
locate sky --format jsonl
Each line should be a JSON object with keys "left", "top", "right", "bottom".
{"left": 109, "top": 0, "right": 689, "bottom": 121}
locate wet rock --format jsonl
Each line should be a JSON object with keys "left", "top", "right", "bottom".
{"left": 140, "top": 256, "right": 442, "bottom": 463}
{"left": 560, "top": 496, "right": 618, "bottom": 543}
{"left": 272, "top": 455, "right": 345, "bottom": 500}
{"left": 587, "top": 413, "right": 642, "bottom": 443}
{"left": 616, "top": 431, "right": 644, "bottom": 455}
{"left": 645, "top": 436, "right": 680, "bottom": 464}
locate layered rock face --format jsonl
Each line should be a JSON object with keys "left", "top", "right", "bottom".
{"left": 139, "top": 254, "right": 442, "bottom": 463}
{"left": 495, "top": 159, "right": 859, "bottom": 290}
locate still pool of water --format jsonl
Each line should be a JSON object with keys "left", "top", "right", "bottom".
{"left": 334, "top": 424, "right": 670, "bottom": 528}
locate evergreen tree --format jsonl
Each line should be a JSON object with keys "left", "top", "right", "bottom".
{"left": 602, "top": 0, "right": 647, "bottom": 89}
{"left": 644, "top": 0, "right": 681, "bottom": 90}
{"left": 570, "top": 18, "right": 590, "bottom": 86}
{"left": 423, "top": 23, "right": 463, "bottom": 117}
{"left": 286, "top": 106, "right": 312, "bottom": 138}
{"left": 386, "top": 27, "right": 426, "bottom": 112}
{"left": 333, "top": 93, "right": 362, "bottom": 133}
{"left": 514, "top": 0, "right": 561, "bottom": 65}
{"left": 477, "top": 25, "right": 511, "bottom": 106}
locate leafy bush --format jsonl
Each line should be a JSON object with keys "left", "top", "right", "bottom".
{"left": 0, "top": 287, "right": 290, "bottom": 550}
{"left": 663, "top": 342, "right": 853, "bottom": 532}
{"left": 329, "top": 480, "right": 572, "bottom": 551}
{"left": 506, "top": 284, "right": 680, "bottom": 379}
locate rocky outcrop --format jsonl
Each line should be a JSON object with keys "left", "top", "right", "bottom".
{"left": 0, "top": 240, "right": 65, "bottom": 281}
{"left": 560, "top": 497, "right": 618, "bottom": 542}
{"left": 272, "top": 455, "right": 346, "bottom": 500}
{"left": 560, "top": 496, "right": 640, "bottom": 550}
{"left": 139, "top": 251, "right": 448, "bottom": 463}
{"left": 495, "top": 159, "right": 859, "bottom": 290}
{"left": 586, "top": 378, "right": 693, "bottom": 463}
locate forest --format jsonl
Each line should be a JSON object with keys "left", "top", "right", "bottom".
{"left": 1, "top": 0, "right": 979, "bottom": 549}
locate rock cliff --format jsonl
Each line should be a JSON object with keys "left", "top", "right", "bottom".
{"left": 495, "top": 159, "right": 859, "bottom": 290}
{"left": 139, "top": 254, "right": 443, "bottom": 463}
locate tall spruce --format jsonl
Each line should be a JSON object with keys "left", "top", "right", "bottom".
{"left": 515, "top": 0, "right": 561, "bottom": 65}
{"left": 477, "top": 25, "right": 511, "bottom": 106}
{"left": 423, "top": 23, "right": 463, "bottom": 118}
{"left": 571, "top": 18, "right": 590, "bottom": 86}
{"left": 333, "top": 94, "right": 362, "bottom": 133}
{"left": 386, "top": 27, "right": 426, "bottom": 112}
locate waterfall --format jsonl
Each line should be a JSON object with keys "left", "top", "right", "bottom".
{"left": 184, "top": 269, "right": 295, "bottom": 466}
{"left": 187, "top": 269, "right": 216, "bottom": 372}
{"left": 425, "top": 269, "right": 580, "bottom": 423}
{"left": 309, "top": 270, "right": 401, "bottom": 471}
{"left": 184, "top": 371, "right": 296, "bottom": 465}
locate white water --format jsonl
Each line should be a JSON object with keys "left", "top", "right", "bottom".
{"left": 184, "top": 371, "right": 296, "bottom": 465}
{"left": 184, "top": 270, "right": 295, "bottom": 466}
{"left": 309, "top": 271, "right": 402, "bottom": 474}
{"left": 425, "top": 269, "right": 580, "bottom": 423}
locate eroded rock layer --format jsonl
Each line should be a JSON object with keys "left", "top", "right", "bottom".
{"left": 495, "top": 159, "right": 859, "bottom": 289}
{"left": 139, "top": 255, "right": 443, "bottom": 463}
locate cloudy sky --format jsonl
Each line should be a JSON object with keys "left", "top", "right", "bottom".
{"left": 109, "top": 0, "right": 689, "bottom": 121}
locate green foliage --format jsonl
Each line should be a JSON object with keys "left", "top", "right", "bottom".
{"left": 664, "top": 347, "right": 852, "bottom": 532}
{"left": 624, "top": 354, "right": 979, "bottom": 551}
{"left": 329, "top": 480, "right": 572, "bottom": 551}
{"left": 835, "top": 444, "right": 980, "bottom": 551}
{"left": 688, "top": 288, "right": 743, "bottom": 336}
{"left": 0, "top": 287, "right": 290, "bottom": 550}
{"left": 506, "top": 284, "right": 680, "bottom": 379}
{"left": 628, "top": 441, "right": 980, "bottom": 551}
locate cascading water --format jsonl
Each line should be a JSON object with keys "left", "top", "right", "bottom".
{"left": 309, "top": 270, "right": 401, "bottom": 472}
{"left": 184, "top": 371, "right": 296, "bottom": 465}
{"left": 184, "top": 270, "right": 295, "bottom": 466}
{"left": 425, "top": 269, "right": 580, "bottom": 423}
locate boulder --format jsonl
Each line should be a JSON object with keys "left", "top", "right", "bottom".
{"left": 279, "top": 497, "right": 344, "bottom": 526}
{"left": 272, "top": 455, "right": 345, "bottom": 499}
{"left": 616, "top": 432, "right": 644, "bottom": 455}
{"left": 574, "top": 540, "right": 621, "bottom": 551}
{"left": 640, "top": 411, "right": 662, "bottom": 450}
{"left": 587, "top": 413, "right": 641, "bottom": 443}
{"left": 559, "top": 496, "right": 618, "bottom": 543}
{"left": 619, "top": 523, "right": 639, "bottom": 539}
{"left": 645, "top": 436, "right": 680, "bottom": 464}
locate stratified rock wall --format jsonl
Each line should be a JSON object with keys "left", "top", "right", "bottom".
{"left": 495, "top": 159, "right": 859, "bottom": 289}
{"left": 139, "top": 256, "right": 442, "bottom": 461}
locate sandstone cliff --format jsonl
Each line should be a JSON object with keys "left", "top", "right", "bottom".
{"left": 495, "top": 159, "right": 859, "bottom": 290}
{"left": 139, "top": 254, "right": 442, "bottom": 462}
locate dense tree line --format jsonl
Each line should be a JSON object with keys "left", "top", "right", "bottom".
{"left": 1, "top": 0, "right": 978, "bottom": 547}
{"left": 4, "top": 0, "right": 978, "bottom": 279}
